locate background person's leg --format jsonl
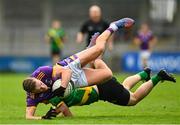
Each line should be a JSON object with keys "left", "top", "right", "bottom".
{"left": 53, "top": 55, "right": 60, "bottom": 65}
{"left": 142, "top": 58, "right": 148, "bottom": 68}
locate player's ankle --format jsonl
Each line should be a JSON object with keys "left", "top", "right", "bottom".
{"left": 137, "top": 71, "right": 148, "bottom": 81}
{"left": 108, "top": 23, "right": 118, "bottom": 32}
{"left": 151, "top": 75, "right": 162, "bottom": 86}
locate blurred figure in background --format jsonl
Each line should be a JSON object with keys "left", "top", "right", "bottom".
{"left": 76, "top": 5, "right": 113, "bottom": 50}
{"left": 133, "top": 23, "right": 157, "bottom": 68}
{"left": 45, "top": 20, "right": 66, "bottom": 65}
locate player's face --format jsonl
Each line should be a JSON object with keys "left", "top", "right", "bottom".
{"left": 141, "top": 24, "right": 149, "bottom": 33}
{"left": 52, "top": 21, "right": 61, "bottom": 29}
{"left": 89, "top": 7, "right": 101, "bottom": 22}
{"left": 32, "top": 78, "right": 48, "bottom": 93}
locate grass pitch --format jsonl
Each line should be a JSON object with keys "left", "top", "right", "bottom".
{"left": 0, "top": 73, "right": 180, "bottom": 124}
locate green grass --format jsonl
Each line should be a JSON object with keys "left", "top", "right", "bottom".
{"left": 0, "top": 73, "right": 180, "bottom": 124}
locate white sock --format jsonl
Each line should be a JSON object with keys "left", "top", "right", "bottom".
{"left": 109, "top": 23, "right": 118, "bottom": 32}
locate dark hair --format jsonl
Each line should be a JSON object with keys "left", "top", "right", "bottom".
{"left": 22, "top": 78, "right": 36, "bottom": 93}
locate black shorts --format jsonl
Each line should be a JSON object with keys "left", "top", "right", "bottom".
{"left": 51, "top": 50, "right": 61, "bottom": 56}
{"left": 97, "top": 77, "right": 130, "bottom": 106}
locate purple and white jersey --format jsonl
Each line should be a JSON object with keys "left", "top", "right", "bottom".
{"left": 26, "top": 66, "right": 56, "bottom": 106}
{"left": 57, "top": 55, "right": 78, "bottom": 66}
{"left": 26, "top": 55, "right": 78, "bottom": 107}
{"left": 136, "top": 31, "right": 154, "bottom": 50}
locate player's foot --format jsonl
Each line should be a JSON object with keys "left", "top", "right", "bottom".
{"left": 87, "top": 32, "right": 100, "bottom": 48}
{"left": 144, "top": 67, "right": 151, "bottom": 81}
{"left": 109, "top": 18, "right": 135, "bottom": 32}
{"left": 114, "top": 18, "right": 135, "bottom": 29}
{"left": 157, "top": 70, "right": 176, "bottom": 83}
{"left": 138, "top": 67, "right": 151, "bottom": 81}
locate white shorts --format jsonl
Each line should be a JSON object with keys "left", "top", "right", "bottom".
{"left": 65, "top": 58, "right": 88, "bottom": 88}
{"left": 140, "top": 50, "right": 151, "bottom": 59}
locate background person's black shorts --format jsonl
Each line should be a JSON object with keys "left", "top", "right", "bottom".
{"left": 97, "top": 77, "right": 130, "bottom": 106}
{"left": 51, "top": 50, "right": 61, "bottom": 56}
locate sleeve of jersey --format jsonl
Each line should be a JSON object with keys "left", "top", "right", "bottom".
{"left": 80, "top": 21, "right": 88, "bottom": 33}
{"left": 26, "top": 97, "right": 39, "bottom": 107}
{"left": 48, "top": 96, "right": 63, "bottom": 106}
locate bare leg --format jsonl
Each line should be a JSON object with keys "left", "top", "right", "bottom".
{"left": 127, "top": 80, "right": 153, "bottom": 106}
{"left": 83, "top": 59, "right": 112, "bottom": 85}
{"left": 123, "top": 67, "right": 151, "bottom": 90}
{"left": 76, "top": 30, "right": 112, "bottom": 67}
{"left": 142, "top": 58, "right": 148, "bottom": 68}
{"left": 76, "top": 17, "right": 135, "bottom": 68}
{"left": 122, "top": 74, "right": 141, "bottom": 90}
{"left": 89, "top": 53, "right": 104, "bottom": 69}
{"left": 127, "top": 70, "right": 176, "bottom": 106}
{"left": 93, "top": 58, "right": 110, "bottom": 69}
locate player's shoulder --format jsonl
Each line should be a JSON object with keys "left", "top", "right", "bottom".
{"left": 38, "top": 66, "right": 53, "bottom": 72}
{"left": 31, "top": 66, "right": 53, "bottom": 77}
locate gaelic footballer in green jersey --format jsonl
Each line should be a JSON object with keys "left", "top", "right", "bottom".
{"left": 43, "top": 68, "right": 176, "bottom": 119}
{"left": 46, "top": 20, "right": 66, "bottom": 65}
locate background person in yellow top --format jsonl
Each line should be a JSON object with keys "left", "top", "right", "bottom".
{"left": 45, "top": 20, "right": 66, "bottom": 65}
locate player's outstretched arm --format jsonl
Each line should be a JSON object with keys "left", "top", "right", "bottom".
{"left": 56, "top": 102, "right": 73, "bottom": 117}
{"left": 43, "top": 102, "right": 73, "bottom": 119}
{"left": 26, "top": 106, "right": 42, "bottom": 120}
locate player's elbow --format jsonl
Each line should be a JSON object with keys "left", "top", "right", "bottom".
{"left": 25, "top": 115, "right": 32, "bottom": 120}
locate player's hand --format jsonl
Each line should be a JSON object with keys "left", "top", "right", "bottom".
{"left": 53, "top": 86, "right": 66, "bottom": 97}
{"left": 42, "top": 107, "right": 58, "bottom": 119}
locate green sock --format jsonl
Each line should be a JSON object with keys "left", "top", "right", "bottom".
{"left": 138, "top": 71, "right": 148, "bottom": 80}
{"left": 151, "top": 75, "right": 162, "bottom": 86}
